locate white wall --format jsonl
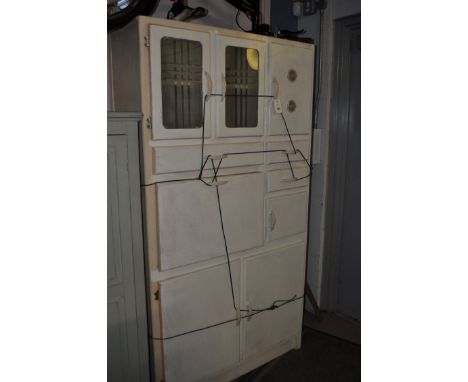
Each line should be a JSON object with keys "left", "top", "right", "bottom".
{"left": 298, "top": 0, "right": 360, "bottom": 309}
{"left": 108, "top": 1, "right": 270, "bottom": 110}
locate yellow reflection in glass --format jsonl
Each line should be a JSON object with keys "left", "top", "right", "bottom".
{"left": 246, "top": 48, "right": 259, "bottom": 71}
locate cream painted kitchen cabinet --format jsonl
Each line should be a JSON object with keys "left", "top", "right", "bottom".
{"left": 110, "top": 16, "right": 316, "bottom": 382}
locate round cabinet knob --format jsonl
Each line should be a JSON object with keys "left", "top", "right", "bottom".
{"left": 287, "top": 100, "right": 297, "bottom": 112}
{"left": 287, "top": 69, "right": 298, "bottom": 82}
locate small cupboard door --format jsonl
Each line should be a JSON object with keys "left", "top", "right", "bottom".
{"left": 270, "top": 43, "right": 314, "bottom": 135}
{"left": 149, "top": 25, "right": 211, "bottom": 139}
{"left": 266, "top": 191, "right": 309, "bottom": 242}
{"left": 215, "top": 35, "right": 266, "bottom": 137}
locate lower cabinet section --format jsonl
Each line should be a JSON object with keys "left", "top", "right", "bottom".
{"left": 155, "top": 242, "right": 306, "bottom": 382}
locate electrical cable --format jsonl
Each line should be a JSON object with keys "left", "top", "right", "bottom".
{"left": 236, "top": 10, "right": 249, "bottom": 32}
{"left": 150, "top": 295, "right": 303, "bottom": 341}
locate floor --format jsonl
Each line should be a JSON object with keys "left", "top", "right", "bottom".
{"left": 238, "top": 313, "right": 361, "bottom": 382}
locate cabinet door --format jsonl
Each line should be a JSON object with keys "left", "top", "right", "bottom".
{"left": 215, "top": 36, "right": 266, "bottom": 137}
{"left": 160, "top": 262, "right": 241, "bottom": 382}
{"left": 270, "top": 43, "right": 314, "bottom": 135}
{"left": 157, "top": 173, "right": 264, "bottom": 270}
{"left": 266, "top": 192, "right": 309, "bottom": 242}
{"left": 150, "top": 25, "right": 211, "bottom": 139}
{"left": 107, "top": 131, "right": 149, "bottom": 382}
{"left": 244, "top": 243, "right": 306, "bottom": 358}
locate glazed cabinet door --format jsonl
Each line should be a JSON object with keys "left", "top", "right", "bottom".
{"left": 149, "top": 25, "right": 211, "bottom": 139}
{"left": 215, "top": 35, "right": 266, "bottom": 137}
{"left": 270, "top": 43, "right": 314, "bottom": 135}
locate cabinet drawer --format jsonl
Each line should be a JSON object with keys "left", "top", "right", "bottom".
{"left": 157, "top": 173, "right": 264, "bottom": 270}
{"left": 153, "top": 142, "right": 264, "bottom": 174}
{"left": 266, "top": 192, "right": 308, "bottom": 242}
{"left": 266, "top": 169, "right": 309, "bottom": 192}
{"left": 266, "top": 140, "right": 310, "bottom": 165}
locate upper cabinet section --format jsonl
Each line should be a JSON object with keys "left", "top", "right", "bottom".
{"left": 150, "top": 25, "right": 211, "bottom": 139}
{"left": 111, "top": 18, "right": 314, "bottom": 141}
{"left": 270, "top": 43, "right": 314, "bottom": 136}
{"left": 215, "top": 36, "right": 266, "bottom": 138}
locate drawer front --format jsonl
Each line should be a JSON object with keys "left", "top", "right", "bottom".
{"left": 266, "top": 168, "right": 309, "bottom": 193}
{"left": 266, "top": 140, "right": 310, "bottom": 165}
{"left": 153, "top": 142, "right": 264, "bottom": 174}
{"left": 157, "top": 173, "right": 264, "bottom": 270}
{"left": 266, "top": 192, "right": 308, "bottom": 242}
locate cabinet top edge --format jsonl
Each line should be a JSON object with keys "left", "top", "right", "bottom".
{"left": 132, "top": 15, "right": 315, "bottom": 50}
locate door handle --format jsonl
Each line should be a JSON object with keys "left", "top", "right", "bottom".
{"left": 221, "top": 73, "right": 226, "bottom": 102}
{"left": 272, "top": 76, "right": 280, "bottom": 98}
{"left": 205, "top": 71, "right": 212, "bottom": 99}
{"left": 269, "top": 210, "right": 276, "bottom": 231}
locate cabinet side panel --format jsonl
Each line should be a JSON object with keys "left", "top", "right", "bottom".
{"left": 110, "top": 20, "right": 142, "bottom": 111}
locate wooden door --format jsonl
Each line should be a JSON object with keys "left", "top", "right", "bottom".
{"left": 157, "top": 173, "right": 264, "bottom": 270}
{"left": 244, "top": 243, "right": 306, "bottom": 358}
{"left": 108, "top": 116, "right": 150, "bottom": 382}
{"left": 269, "top": 43, "right": 314, "bottom": 135}
{"left": 149, "top": 25, "right": 212, "bottom": 140}
{"left": 215, "top": 35, "right": 266, "bottom": 137}
{"left": 159, "top": 262, "right": 241, "bottom": 381}
{"left": 322, "top": 15, "right": 361, "bottom": 321}
{"left": 265, "top": 191, "right": 309, "bottom": 242}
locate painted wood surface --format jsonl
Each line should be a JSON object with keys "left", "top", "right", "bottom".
{"left": 157, "top": 173, "right": 264, "bottom": 270}
{"left": 244, "top": 243, "right": 306, "bottom": 358}
{"left": 110, "top": 18, "right": 315, "bottom": 382}
{"left": 266, "top": 191, "right": 309, "bottom": 242}
{"left": 160, "top": 262, "right": 241, "bottom": 381}
{"left": 270, "top": 43, "right": 314, "bottom": 135}
{"left": 107, "top": 115, "right": 150, "bottom": 382}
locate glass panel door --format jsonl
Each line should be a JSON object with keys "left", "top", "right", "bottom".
{"left": 215, "top": 36, "right": 266, "bottom": 137}
{"left": 150, "top": 25, "right": 211, "bottom": 139}
{"left": 161, "top": 37, "right": 203, "bottom": 130}
{"left": 225, "top": 46, "right": 259, "bottom": 128}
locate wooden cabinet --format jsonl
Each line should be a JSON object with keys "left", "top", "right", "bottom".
{"left": 107, "top": 113, "right": 150, "bottom": 382}
{"left": 110, "top": 16, "right": 315, "bottom": 382}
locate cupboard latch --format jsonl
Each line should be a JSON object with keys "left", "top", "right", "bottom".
{"left": 146, "top": 117, "right": 152, "bottom": 130}
{"left": 144, "top": 35, "right": 150, "bottom": 47}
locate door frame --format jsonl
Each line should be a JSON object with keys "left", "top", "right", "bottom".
{"left": 320, "top": 15, "right": 361, "bottom": 312}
